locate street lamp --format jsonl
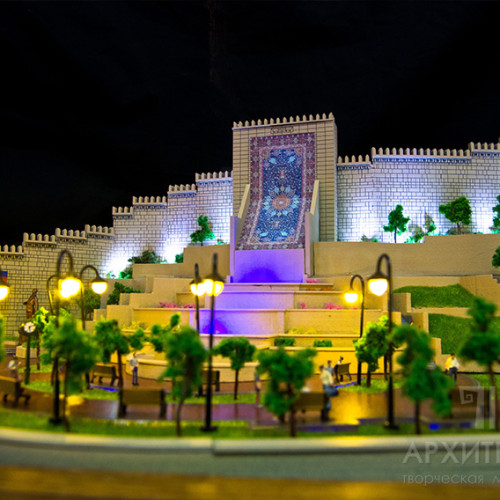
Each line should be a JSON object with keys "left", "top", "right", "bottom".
{"left": 367, "top": 253, "right": 398, "bottom": 430}
{"left": 46, "top": 249, "right": 82, "bottom": 424}
{"left": 200, "top": 253, "right": 224, "bottom": 433}
{"left": 79, "top": 264, "right": 107, "bottom": 330}
{"left": 190, "top": 263, "right": 205, "bottom": 335}
{"left": 344, "top": 274, "right": 365, "bottom": 385}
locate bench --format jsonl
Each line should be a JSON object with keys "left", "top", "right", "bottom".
{"left": 197, "top": 369, "right": 221, "bottom": 396}
{"left": 450, "top": 387, "right": 490, "bottom": 418}
{"left": 0, "top": 375, "right": 31, "bottom": 407}
{"left": 118, "top": 388, "right": 167, "bottom": 418}
{"left": 91, "top": 364, "right": 118, "bottom": 386}
{"left": 333, "top": 363, "right": 352, "bottom": 383}
{"left": 292, "top": 391, "right": 329, "bottom": 421}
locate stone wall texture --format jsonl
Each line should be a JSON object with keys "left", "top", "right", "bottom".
{"left": 1, "top": 113, "right": 499, "bottom": 335}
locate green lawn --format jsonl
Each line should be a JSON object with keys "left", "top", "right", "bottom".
{"left": 428, "top": 313, "right": 471, "bottom": 353}
{"left": 428, "top": 313, "right": 500, "bottom": 353}
{"left": 393, "top": 284, "right": 476, "bottom": 308}
{"left": 0, "top": 406, "right": 494, "bottom": 438}
{"left": 339, "top": 378, "right": 404, "bottom": 394}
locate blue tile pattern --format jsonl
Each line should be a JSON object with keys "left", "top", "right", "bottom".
{"left": 238, "top": 133, "right": 315, "bottom": 250}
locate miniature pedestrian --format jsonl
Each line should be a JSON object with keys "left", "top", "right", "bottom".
{"left": 445, "top": 353, "right": 460, "bottom": 382}
{"left": 319, "top": 364, "right": 338, "bottom": 421}
{"left": 254, "top": 368, "right": 263, "bottom": 408}
{"left": 129, "top": 352, "right": 139, "bottom": 386}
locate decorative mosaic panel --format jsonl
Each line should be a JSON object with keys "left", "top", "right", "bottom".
{"left": 237, "top": 133, "right": 315, "bottom": 250}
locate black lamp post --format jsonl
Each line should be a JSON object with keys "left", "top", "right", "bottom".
{"left": 46, "top": 249, "right": 82, "bottom": 425}
{"left": 78, "top": 264, "right": 107, "bottom": 331}
{"left": 367, "top": 253, "right": 398, "bottom": 429}
{"left": 190, "top": 263, "right": 204, "bottom": 335}
{"left": 200, "top": 253, "right": 224, "bottom": 433}
{"left": 344, "top": 274, "right": 365, "bottom": 385}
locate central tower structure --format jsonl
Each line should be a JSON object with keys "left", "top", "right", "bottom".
{"left": 232, "top": 113, "right": 338, "bottom": 243}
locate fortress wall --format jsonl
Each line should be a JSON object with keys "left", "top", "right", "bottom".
{"left": 0, "top": 228, "right": 114, "bottom": 335}
{"left": 337, "top": 143, "right": 500, "bottom": 242}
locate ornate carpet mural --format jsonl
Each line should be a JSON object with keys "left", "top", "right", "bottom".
{"left": 237, "top": 132, "right": 316, "bottom": 250}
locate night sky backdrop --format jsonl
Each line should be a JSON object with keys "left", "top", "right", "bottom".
{"left": 1, "top": 1, "right": 498, "bottom": 245}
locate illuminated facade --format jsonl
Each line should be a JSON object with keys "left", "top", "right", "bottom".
{"left": 0, "top": 112, "right": 499, "bottom": 332}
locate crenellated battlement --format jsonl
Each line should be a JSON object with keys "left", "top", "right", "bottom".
{"left": 85, "top": 225, "right": 115, "bottom": 238}
{"left": 112, "top": 206, "right": 134, "bottom": 216}
{"left": 195, "top": 171, "right": 232, "bottom": 182}
{"left": 371, "top": 146, "right": 471, "bottom": 158}
{"left": 168, "top": 183, "right": 197, "bottom": 193}
{"left": 132, "top": 196, "right": 168, "bottom": 205}
{"left": 0, "top": 244, "right": 23, "bottom": 255}
{"left": 337, "top": 154, "right": 371, "bottom": 165}
{"left": 469, "top": 141, "right": 500, "bottom": 152}
{"left": 54, "top": 228, "right": 86, "bottom": 240}
{"left": 22, "top": 233, "right": 57, "bottom": 245}
{"left": 232, "top": 112, "right": 335, "bottom": 129}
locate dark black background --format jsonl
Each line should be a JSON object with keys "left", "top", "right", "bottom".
{"left": 1, "top": 1, "right": 498, "bottom": 244}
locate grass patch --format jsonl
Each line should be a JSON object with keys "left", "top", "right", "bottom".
{"left": 0, "top": 407, "right": 495, "bottom": 438}
{"left": 428, "top": 314, "right": 471, "bottom": 353}
{"left": 393, "top": 284, "right": 476, "bottom": 308}
{"left": 339, "top": 378, "right": 404, "bottom": 394}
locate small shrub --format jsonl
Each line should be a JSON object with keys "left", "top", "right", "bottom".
{"left": 274, "top": 337, "right": 296, "bottom": 347}
{"left": 106, "top": 282, "right": 141, "bottom": 306}
{"left": 313, "top": 339, "right": 332, "bottom": 348}
{"left": 175, "top": 253, "right": 183, "bottom": 263}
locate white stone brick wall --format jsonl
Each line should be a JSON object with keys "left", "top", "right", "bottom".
{"left": 337, "top": 143, "right": 500, "bottom": 242}
{"left": 0, "top": 229, "right": 114, "bottom": 336}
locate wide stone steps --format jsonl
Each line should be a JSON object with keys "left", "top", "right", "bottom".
{"left": 130, "top": 307, "right": 398, "bottom": 336}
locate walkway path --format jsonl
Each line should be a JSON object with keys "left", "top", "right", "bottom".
{"left": 0, "top": 359, "right": 481, "bottom": 428}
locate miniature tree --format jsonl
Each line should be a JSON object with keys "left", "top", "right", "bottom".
{"left": 257, "top": 347, "right": 316, "bottom": 437}
{"left": 51, "top": 316, "right": 100, "bottom": 428}
{"left": 353, "top": 315, "right": 389, "bottom": 387}
{"left": 213, "top": 337, "right": 256, "bottom": 400}
{"left": 36, "top": 307, "right": 72, "bottom": 386}
{"left": 492, "top": 246, "right": 500, "bottom": 268}
{"left": 119, "top": 249, "right": 162, "bottom": 279}
{"left": 383, "top": 205, "right": 410, "bottom": 243}
{"left": 93, "top": 319, "right": 145, "bottom": 389}
{"left": 491, "top": 195, "right": 500, "bottom": 233}
{"left": 459, "top": 298, "right": 500, "bottom": 431}
{"left": 391, "top": 325, "right": 453, "bottom": 434}
{"left": 190, "top": 215, "right": 215, "bottom": 246}
{"left": 424, "top": 214, "right": 437, "bottom": 236}
{"left": 77, "top": 289, "right": 101, "bottom": 320}
{"left": 160, "top": 325, "right": 206, "bottom": 437}
{"left": 407, "top": 224, "right": 425, "bottom": 243}
{"left": 439, "top": 196, "right": 472, "bottom": 234}
{"left": 145, "top": 313, "right": 181, "bottom": 354}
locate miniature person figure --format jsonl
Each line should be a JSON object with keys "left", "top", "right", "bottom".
{"left": 319, "top": 364, "right": 338, "bottom": 421}
{"left": 445, "top": 353, "right": 460, "bottom": 382}
{"left": 24, "top": 289, "right": 39, "bottom": 320}
{"left": 325, "top": 360, "right": 334, "bottom": 375}
{"left": 129, "top": 352, "right": 139, "bottom": 386}
{"left": 254, "top": 368, "right": 263, "bottom": 408}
